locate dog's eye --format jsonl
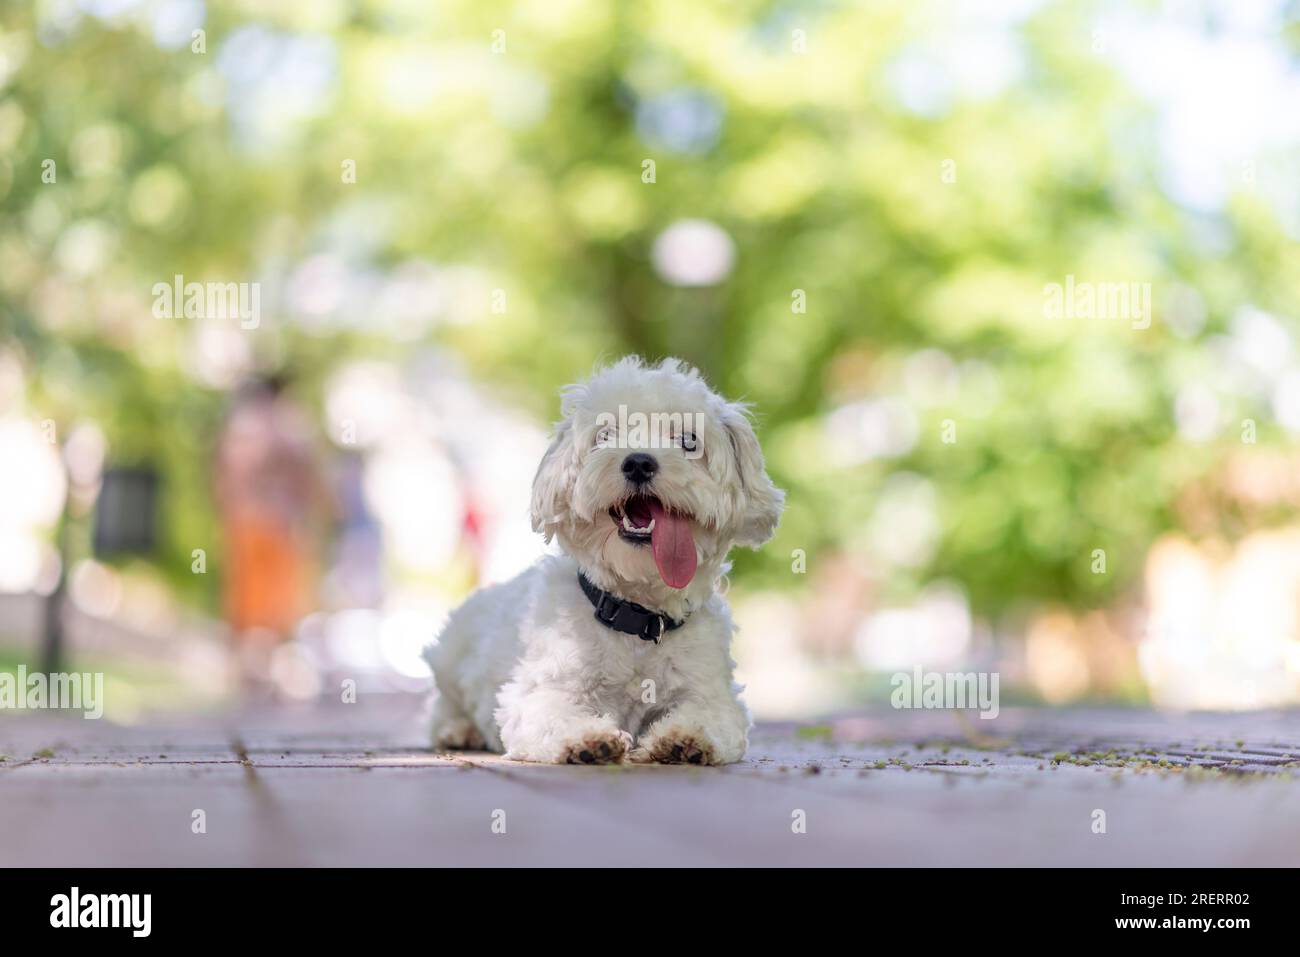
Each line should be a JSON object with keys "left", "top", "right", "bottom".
{"left": 595, "top": 427, "right": 616, "bottom": 447}
{"left": 680, "top": 431, "right": 698, "bottom": 453}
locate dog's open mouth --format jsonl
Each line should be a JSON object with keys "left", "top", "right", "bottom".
{"left": 611, "top": 496, "right": 656, "bottom": 542}
{"left": 609, "top": 495, "right": 698, "bottom": 589}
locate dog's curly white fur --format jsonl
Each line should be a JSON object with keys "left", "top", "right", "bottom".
{"left": 423, "top": 356, "right": 784, "bottom": 765}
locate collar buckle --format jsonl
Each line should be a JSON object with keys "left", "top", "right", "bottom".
{"left": 593, "top": 592, "right": 619, "bottom": 624}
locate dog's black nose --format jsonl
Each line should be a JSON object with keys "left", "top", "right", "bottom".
{"left": 621, "top": 452, "right": 658, "bottom": 485}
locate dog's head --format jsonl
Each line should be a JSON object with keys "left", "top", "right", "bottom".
{"left": 530, "top": 356, "right": 784, "bottom": 592}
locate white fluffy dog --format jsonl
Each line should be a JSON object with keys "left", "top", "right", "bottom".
{"left": 423, "top": 356, "right": 784, "bottom": 765}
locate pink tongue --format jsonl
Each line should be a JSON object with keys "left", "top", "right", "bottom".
{"left": 648, "top": 500, "right": 696, "bottom": 589}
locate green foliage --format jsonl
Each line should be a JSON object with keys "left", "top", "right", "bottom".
{"left": 1, "top": 1, "right": 1297, "bottom": 619}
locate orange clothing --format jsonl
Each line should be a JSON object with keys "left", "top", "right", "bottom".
{"left": 222, "top": 512, "right": 307, "bottom": 638}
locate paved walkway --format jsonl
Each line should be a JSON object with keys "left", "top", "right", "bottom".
{"left": 3, "top": 697, "right": 1299, "bottom": 866}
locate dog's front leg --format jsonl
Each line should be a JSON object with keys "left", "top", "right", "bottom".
{"left": 495, "top": 684, "right": 632, "bottom": 765}
{"left": 632, "top": 685, "right": 751, "bottom": 766}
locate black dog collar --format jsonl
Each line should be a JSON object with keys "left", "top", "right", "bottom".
{"left": 578, "top": 572, "right": 685, "bottom": 644}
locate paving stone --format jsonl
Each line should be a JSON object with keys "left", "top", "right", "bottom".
{"left": 3, "top": 697, "right": 1298, "bottom": 865}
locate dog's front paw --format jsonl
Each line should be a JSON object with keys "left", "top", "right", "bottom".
{"left": 562, "top": 729, "right": 633, "bottom": 765}
{"left": 638, "top": 727, "right": 722, "bottom": 765}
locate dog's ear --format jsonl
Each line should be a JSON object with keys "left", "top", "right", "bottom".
{"left": 530, "top": 417, "right": 579, "bottom": 542}
{"left": 721, "top": 403, "right": 785, "bottom": 547}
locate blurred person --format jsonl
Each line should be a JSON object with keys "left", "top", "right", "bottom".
{"left": 320, "top": 452, "right": 385, "bottom": 610}
{"left": 214, "top": 374, "right": 331, "bottom": 698}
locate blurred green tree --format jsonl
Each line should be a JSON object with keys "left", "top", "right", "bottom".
{"left": 1, "top": 0, "right": 1297, "bottom": 623}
